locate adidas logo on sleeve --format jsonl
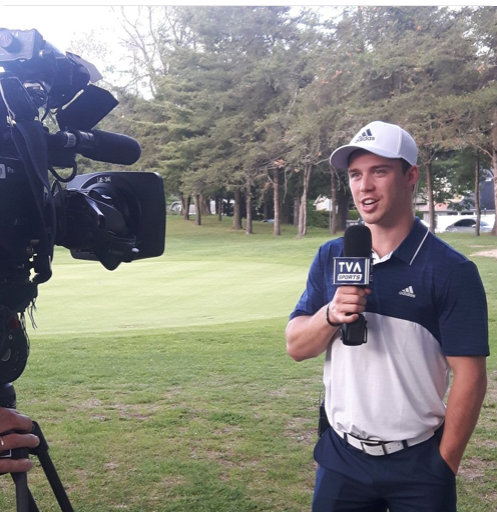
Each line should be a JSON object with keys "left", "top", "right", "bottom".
{"left": 399, "top": 286, "right": 416, "bottom": 298}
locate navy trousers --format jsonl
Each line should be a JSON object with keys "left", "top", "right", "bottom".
{"left": 312, "top": 426, "right": 457, "bottom": 512}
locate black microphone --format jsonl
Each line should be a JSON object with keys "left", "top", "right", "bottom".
{"left": 49, "top": 129, "right": 141, "bottom": 165}
{"left": 333, "top": 224, "right": 372, "bottom": 346}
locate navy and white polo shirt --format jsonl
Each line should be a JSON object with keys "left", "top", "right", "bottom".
{"left": 290, "top": 218, "right": 489, "bottom": 441}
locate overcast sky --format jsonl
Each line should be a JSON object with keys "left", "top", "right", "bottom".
{"left": 1, "top": 3, "right": 489, "bottom": 56}
{"left": 0, "top": 3, "right": 492, "bottom": 86}
{"left": 0, "top": 6, "right": 121, "bottom": 53}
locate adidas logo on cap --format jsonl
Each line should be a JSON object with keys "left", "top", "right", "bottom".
{"left": 355, "top": 129, "right": 375, "bottom": 143}
{"left": 399, "top": 286, "right": 416, "bottom": 298}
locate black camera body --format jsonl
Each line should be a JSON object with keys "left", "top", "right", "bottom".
{"left": 0, "top": 28, "right": 166, "bottom": 277}
{"left": 0, "top": 28, "right": 166, "bottom": 383}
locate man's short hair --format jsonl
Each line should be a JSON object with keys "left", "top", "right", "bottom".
{"left": 400, "top": 158, "right": 412, "bottom": 174}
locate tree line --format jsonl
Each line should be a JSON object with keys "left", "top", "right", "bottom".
{"left": 77, "top": 6, "right": 497, "bottom": 236}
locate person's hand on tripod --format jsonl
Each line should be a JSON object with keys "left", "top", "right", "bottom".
{"left": 0, "top": 407, "right": 39, "bottom": 473}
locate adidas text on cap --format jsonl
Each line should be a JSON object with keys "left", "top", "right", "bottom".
{"left": 330, "top": 121, "right": 418, "bottom": 169}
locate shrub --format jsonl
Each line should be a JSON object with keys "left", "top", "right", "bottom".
{"left": 347, "top": 209, "right": 361, "bottom": 221}
{"left": 307, "top": 203, "right": 330, "bottom": 229}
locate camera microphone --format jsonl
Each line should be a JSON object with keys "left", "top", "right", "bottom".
{"left": 49, "top": 129, "right": 142, "bottom": 165}
{"left": 333, "top": 224, "right": 372, "bottom": 346}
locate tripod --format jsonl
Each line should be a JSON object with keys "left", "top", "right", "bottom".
{"left": 1, "top": 384, "right": 74, "bottom": 512}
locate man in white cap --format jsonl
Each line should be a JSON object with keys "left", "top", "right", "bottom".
{"left": 286, "top": 121, "right": 489, "bottom": 511}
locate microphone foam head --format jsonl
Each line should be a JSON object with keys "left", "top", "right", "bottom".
{"left": 343, "top": 225, "right": 372, "bottom": 257}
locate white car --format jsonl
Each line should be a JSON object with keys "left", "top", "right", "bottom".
{"left": 445, "top": 218, "right": 492, "bottom": 233}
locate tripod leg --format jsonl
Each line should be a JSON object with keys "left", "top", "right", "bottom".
{"left": 34, "top": 450, "right": 74, "bottom": 512}
{"left": 11, "top": 471, "right": 39, "bottom": 512}
{"left": 30, "top": 422, "right": 74, "bottom": 512}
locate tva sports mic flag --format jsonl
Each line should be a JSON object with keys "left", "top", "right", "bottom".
{"left": 333, "top": 224, "right": 372, "bottom": 286}
{"left": 333, "top": 258, "right": 372, "bottom": 286}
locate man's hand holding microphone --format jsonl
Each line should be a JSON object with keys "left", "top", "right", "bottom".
{"left": 328, "top": 225, "right": 373, "bottom": 346}
{"left": 286, "top": 225, "right": 373, "bottom": 361}
{"left": 325, "top": 285, "right": 371, "bottom": 326}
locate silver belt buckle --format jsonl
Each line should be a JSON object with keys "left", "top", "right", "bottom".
{"left": 360, "top": 440, "right": 388, "bottom": 455}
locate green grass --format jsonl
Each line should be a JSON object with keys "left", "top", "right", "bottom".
{"left": 0, "top": 215, "right": 495, "bottom": 511}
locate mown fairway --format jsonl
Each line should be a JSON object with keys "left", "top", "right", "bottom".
{"left": 0, "top": 216, "right": 495, "bottom": 511}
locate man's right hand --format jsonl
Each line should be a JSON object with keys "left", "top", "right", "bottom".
{"left": 0, "top": 407, "right": 40, "bottom": 473}
{"left": 326, "top": 286, "right": 371, "bottom": 325}
{"left": 286, "top": 286, "right": 371, "bottom": 362}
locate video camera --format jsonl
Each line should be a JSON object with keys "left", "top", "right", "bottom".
{"left": 0, "top": 28, "right": 166, "bottom": 384}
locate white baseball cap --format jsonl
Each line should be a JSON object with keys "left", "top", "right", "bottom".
{"left": 330, "top": 121, "right": 418, "bottom": 169}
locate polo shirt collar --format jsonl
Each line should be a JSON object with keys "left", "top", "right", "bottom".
{"left": 372, "top": 250, "right": 393, "bottom": 265}
{"left": 391, "top": 217, "right": 430, "bottom": 265}
{"left": 342, "top": 218, "right": 430, "bottom": 266}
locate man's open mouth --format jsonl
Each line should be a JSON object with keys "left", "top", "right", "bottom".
{"left": 362, "top": 199, "right": 378, "bottom": 206}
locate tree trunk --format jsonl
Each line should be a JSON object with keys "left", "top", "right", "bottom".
{"left": 273, "top": 167, "right": 281, "bottom": 236}
{"left": 217, "top": 193, "right": 223, "bottom": 222}
{"left": 475, "top": 151, "right": 481, "bottom": 237}
{"left": 336, "top": 189, "right": 350, "bottom": 231}
{"left": 181, "top": 193, "right": 191, "bottom": 221}
{"left": 492, "top": 147, "right": 497, "bottom": 236}
{"left": 245, "top": 181, "right": 253, "bottom": 235}
{"left": 293, "top": 196, "right": 300, "bottom": 226}
{"left": 282, "top": 194, "right": 291, "bottom": 224}
{"left": 425, "top": 161, "right": 436, "bottom": 233}
{"left": 200, "top": 194, "right": 211, "bottom": 216}
{"left": 232, "top": 188, "right": 243, "bottom": 230}
{"left": 262, "top": 192, "right": 269, "bottom": 221}
{"left": 194, "top": 194, "right": 201, "bottom": 226}
{"left": 297, "top": 163, "right": 313, "bottom": 238}
{"left": 330, "top": 166, "right": 338, "bottom": 234}
{"left": 492, "top": 109, "right": 497, "bottom": 236}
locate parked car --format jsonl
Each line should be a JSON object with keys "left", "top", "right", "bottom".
{"left": 445, "top": 218, "right": 492, "bottom": 233}
{"left": 169, "top": 201, "right": 182, "bottom": 214}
